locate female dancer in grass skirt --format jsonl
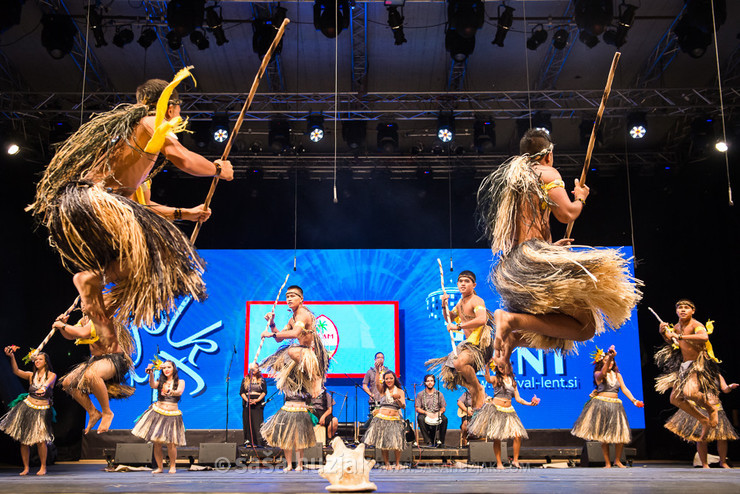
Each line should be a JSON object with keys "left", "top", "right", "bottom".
{"left": 571, "top": 346, "right": 643, "bottom": 468}
{"left": 260, "top": 390, "right": 315, "bottom": 472}
{"left": 469, "top": 360, "right": 539, "bottom": 469}
{"left": 0, "top": 347, "right": 56, "bottom": 476}
{"left": 132, "top": 360, "right": 185, "bottom": 474}
{"left": 363, "top": 371, "right": 407, "bottom": 470}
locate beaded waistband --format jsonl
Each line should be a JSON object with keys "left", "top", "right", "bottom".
{"left": 281, "top": 405, "right": 308, "bottom": 412}
{"left": 494, "top": 404, "right": 515, "bottom": 413}
{"left": 152, "top": 403, "right": 182, "bottom": 416}
{"left": 23, "top": 398, "right": 50, "bottom": 410}
{"left": 594, "top": 395, "right": 622, "bottom": 404}
{"left": 376, "top": 413, "right": 401, "bottom": 421}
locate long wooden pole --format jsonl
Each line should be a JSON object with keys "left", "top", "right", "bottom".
{"left": 252, "top": 273, "right": 290, "bottom": 364}
{"left": 190, "top": 18, "right": 291, "bottom": 244}
{"left": 437, "top": 259, "right": 458, "bottom": 355}
{"left": 564, "top": 52, "right": 621, "bottom": 239}
{"left": 24, "top": 296, "right": 80, "bottom": 363}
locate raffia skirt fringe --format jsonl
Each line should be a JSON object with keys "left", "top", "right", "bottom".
{"left": 664, "top": 405, "right": 738, "bottom": 442}
{"left": 260, "top": 406, "right": 316, "bottom": 450}
{"left": 0, "top": 399, "right": 53, "bottom": 445}
{"left": 47, "top": 182, "right": 206, "bottom": 328}
{"left": 467, "top": 402, "right": 528, "bottom": 440}
{"left": 363, "top": 413, "right": 406, "bottom": 451}
{"left": 260, "top": 343, "right": 326, "bottom": 398}
{"left": 61, "top": 352, "right": 135, "bottom": 399}
{"left": 425, "top": 330, "right": 494, "bottom": 391}
{"left": 131, "top": 404, "right": 186, "bottom": 446}
{"left": 493, "top": 239, "right": 642, "bottom": 353}
{"left": 654, "top": 348, "right": 721, "bottom": 398}
{"left": 571, "top": 395, "right": 631, "bottom": 444}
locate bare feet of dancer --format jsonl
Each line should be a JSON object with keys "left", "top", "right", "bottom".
{"left": 19, "top": 468, "right": 29, "bottom": 476}
{"left": 85, "top": 409, "right": 102, "bottom": 434}
{"left": 613, "top": 461, "right": 626, "bottom": 468}
{"left": 152, "top": 468, "right": 163, "bottom": 474}
{"left": 169, "top": 466, "right": 177, "bottom": 474}
{"left": 98, "top": 411, "right": 114, "bottom": 433}
{"left": 283, "top": 465, "right": 293, "bottom": 472}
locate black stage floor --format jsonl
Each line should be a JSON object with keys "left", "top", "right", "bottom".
{"left": 1, "top": 462, "right": 739, "bottom": 494}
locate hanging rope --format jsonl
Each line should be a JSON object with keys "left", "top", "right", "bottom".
{"left": 332, "top": 1, "right": 339, "bottom": 204}
{"left": 710, "top": 0, "right": 733, "bottom": 206}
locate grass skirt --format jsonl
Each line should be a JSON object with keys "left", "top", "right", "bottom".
{"left": 654, "top": 346, "right": 720, "bottom": 398}
{"left": 664, "top": 405, "right": 738, "bottom": 442}
{"left": 493, "top": 239, "right": 642, "bottom": 353}
{"left": 131, "top": 404, "right": 186, "bottom": 446}
{"left": 571, "top": 395, "right": 631, "bottom": 444}
{"left": 61, "top": 352, "right": 134, "bottom": 399}
{"left": 425, "top": 333, "right": 493, "bottom": 391}
{"left": 0, "top": 399, "right": 53, "bottom": 445}
{"left": 260, "top": 338, "right": 328, "bottom": 398}
{"left": 46, "top": 182, "right": 206, "bottom": 328}
{"left": 467, "top": 402, "right": 528, "bottom": 440}
{"left": 260, "top": 406, "right": 316, "bottom": 450}
{"left": 362, "top": 413, "right": 405, "bottom": 451}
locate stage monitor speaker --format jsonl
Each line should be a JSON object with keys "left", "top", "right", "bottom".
{"left": 468, "top": 440, "right": 507, "bottom": 465}
{"left": 292, "top": 443, "right": 324, "bottom": 465}
{"left": 199, "top": 443, "right": 237, "bottom": 466}
{"left": 579, "top": 441, "right": 626, "bottom": 467}
{"left": 114, "top": 443, "right": 153, "bottom": 465}
{"left": 373, "top": 444, "right": 413, "bottom": 464}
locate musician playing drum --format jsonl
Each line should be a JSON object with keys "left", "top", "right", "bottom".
{"left": 415, "top": 374, "right": 447, "bottom": 447}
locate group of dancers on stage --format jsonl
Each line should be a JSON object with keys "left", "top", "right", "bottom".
{"left": 1, "top": 69, "right": 736, "bottom": 475}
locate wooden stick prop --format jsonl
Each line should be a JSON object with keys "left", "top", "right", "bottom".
{"left": 648, "top": 306, "right": 679, "bottom": 347}
{"left": 190, "top": 17, "right": 291, "bottom": 245}
{"left": 23, "top": 296, "right": 80, "bottom": 363}
{"left": 563, "top": 51, "right": 621, "bottom": 239}
{"left": 437, "top": 259, "right": 458, "bottom": 355}
{"left": 252, "top": 273, "right": 290, "bottom": 364}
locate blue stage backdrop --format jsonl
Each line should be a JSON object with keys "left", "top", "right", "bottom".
{"left": 111, "top": 248, "right": 644, "bottom": 431}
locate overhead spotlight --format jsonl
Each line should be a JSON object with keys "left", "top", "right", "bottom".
{"left": 437, "top": 113, "right": 455, "bottom": 143}
{"left": 112, "top": 26, "right": 134, "bottom": 48}
{"left": 166, "top": 30, "right": 182, "bottom": 49}
{"left": 41, "top": 14, "right": 77, "bottom": 60}
{"left": 138, "top": 27, "right": 157, "bottom": 49}
{"left": 492, "top": 3, "right": 515, "bottom": 47}
{"left": 211, "top": 114, "right": 230, "bottom": 144}
{"left": 474, "top": 118, "right": 495, "bottom": 153}
{"left": 88, "top": 7, "right": 107, "bottom": 48}
{"left": 552, "top": 28, "right": 569, "bottom": 50}
{"left": 252, "top": 7, "right": 287, "bottom": 60}
{"left": 410, "top": 142, "right": 424, "bottom": 156}
{"left": 314, "top": 0, "right": 350, "bottom": 39}
{"left": 190, "top": 29, "right": 209, "bottom": 50}
{"left": 603, "top": 2, "right": 637, "bottom": 48}
{"left": 268, "top": 118, "right": 291, "bottom": 154}
{"left": 526, "top": 24, "right": 548, "bottom": 51}
{"left": 532, "top": 112, "right": 552, "bottom": 134}
{"left": 575, "top": 0, "right": 613, "bottom": 39}
{"left": 377, "top": 122, "right": 399, "bottom": 154}
{"left": 715, "top": 141, "right": 728, "bottom": 153}
{"left": 342, "top": 120, "right": 367, "bottom": 150}
{"left": 205, "top": 5, "right": 228, "bottom": 46}
{"left": 307, "top": 114, "right": 325, "bottom": 143}
{"left": 386, "top": 6, "right": 407, "bottom": 45}
{"left": 6, "top": 142, "right": 20, "bottom": 155}
{"left": 627, "top": 112, "right": 647, "bottom": 139}
{"left": 448, "top": 0, "right": 485, "bottom": 39}
{"left": 674, "top": 0, "right": 727, "bottom": 59}
{"left": 167, "top": 0, "right": 206, "bottom": 37}
{"left": 445, "top": 29, "right": 475, "bottom": 62}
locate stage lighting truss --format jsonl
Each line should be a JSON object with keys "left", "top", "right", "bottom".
{"left": 138, "top": 27, "right": 157, "bottom": 49}
{"left": 41, "top": 14, "right": 77, "bottom": 60}
{"left": 552, "top": 28, "right": 569, "bottom": 50}
{"left": 437, "top": 113, "right": 455, "bottom": 143}
{"left": 205, "top": 5, "right": 229, "bottom": 46}
{"left": 88, "top": 6, "right": 107, "bottom": 48}
{"left": 307, "top": 114, "right": 325, "bottom": 143}
{"left": 112, "top": 25, "right": 134, "bottom": 48}
{"left": 386, "top": 6, "right": 407, "bottom": 45}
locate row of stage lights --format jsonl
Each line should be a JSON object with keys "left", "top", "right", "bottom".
{"left": 1, "top": 114, "right": 731, "bottom": 158}
{"left": 182, "top": 112, "right": 731, "bottom": 154}
{"left": 33, "top": 1, "right": 726, "bottom": 61}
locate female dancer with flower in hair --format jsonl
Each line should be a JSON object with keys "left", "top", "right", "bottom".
{"left": 260, "top": 390, "right": 315, "bottom": 472}
{"left": 571, "top": 345, "right": 643, "bottom": 468}
{"left": 0, "top": 347, "right": 56, "bottom": 475}
{"left": 363, "top": 371, "right": 407, "bottom": 470}
{"left": 132, "top": 360, "right": 186, "bottom": 474}
{"left": 476, "top": 129, "right": 641, "bottom": 366}
{"left": 469, "top": 360, "right": 539, "bottom": 469}
{"left": 664, "top": 374, "right": 738, "bottom": 468}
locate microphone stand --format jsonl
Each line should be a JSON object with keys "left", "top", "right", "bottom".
{"left": 224, "top": 345, "right": 236, "bottom": 443}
